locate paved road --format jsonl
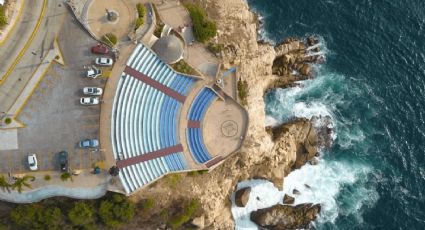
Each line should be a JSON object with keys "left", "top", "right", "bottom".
{"left": 0, "top": 0, "right": 67, "bottom": 112}
{"left": 1, "top": 12, "right": 106, "bottom": 173}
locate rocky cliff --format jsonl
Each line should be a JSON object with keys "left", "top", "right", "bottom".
{"left": 130, "top": 0, "right": 327, "bottom": 229}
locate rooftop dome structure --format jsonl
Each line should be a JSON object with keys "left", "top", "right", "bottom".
{"left": 152, "top": 35, "right": 184, "bottom": 64}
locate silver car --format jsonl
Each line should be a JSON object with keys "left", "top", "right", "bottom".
{"left": 86, "top": 68, "right": 102, "bottom": 78}
{"left": 79, "top": 139, "right": 99, "bottom": 148}
{"left": 27, "top": 153, "right": 38, "bottom": 171}
{"left": 80, "top": 97, "right": 100, "bottom": 105}
{"left": 95, "top": 57, "right": 113, "bottom": 66}
{"left": 83, "top": 87, "right": 103, "bottom": 96}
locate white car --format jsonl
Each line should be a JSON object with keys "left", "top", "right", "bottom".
{"left": 80, "top": 97, "right": 100, "bottom": 105}
{"left": 28, "top": 154, "right": 38, "bottom": 171}
{"left": 95, "top": 57, "right": 113, "bottom": 66}
{"left": 83, "top": 87, "right": 103, "bottom": 96}
{"left": 86, "top": 68, "right": 102, "bottom": 78}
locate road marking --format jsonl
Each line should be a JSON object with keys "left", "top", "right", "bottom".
{"left": 0, "top": 0, "right": 48, "bottom": 84}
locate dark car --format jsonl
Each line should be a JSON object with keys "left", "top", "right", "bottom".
{"left": 58, "top": 151, "right": 68, "bottom": 172}
{"left": 91, "top": 44, "right": 109, "bottom": 54}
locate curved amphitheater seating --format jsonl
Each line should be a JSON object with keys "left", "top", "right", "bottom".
{"left": 111, "top": 44, "right": 195, "bottom": 193}
{"left": 186, "top": 88, "right": 217, "bottom": 163}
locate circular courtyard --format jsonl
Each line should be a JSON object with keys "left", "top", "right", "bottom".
{"left": 87, "top": 0, "right": 134, "bottom": 41}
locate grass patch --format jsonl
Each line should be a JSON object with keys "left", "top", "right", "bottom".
{"left": 165, "top": 174, "right": 181, "bottom": 189}
{"left": 0, "top": 5, "right": 7, "bottom": 28}
{"left": 207, "top": 42, "right": 224, "bottom": 55}
{"left": 101, "top": 33, "right": 118, "bottom": 47}
{"left": 171, "top": 60, "right": 197, "bottom": 75}
{"left": 237, "top": 78, "right": 249, "bottom": 106}
{"left": 184, "top": 3, "right": 217, "bottom": 43}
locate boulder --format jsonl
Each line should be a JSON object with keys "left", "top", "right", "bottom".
{"left": 309, "top": 158, "right": 319, "bottom": 165}
{"left": 293, "top": 189, "right": 300, "bottom": 195}
{"left": 250, "top": 203, "right": 321, "bottom": 230}
{"left": 283, "top": 194, "right": 295, "bottom": 204}
{"left": 235, "top": 187, "right": 251, "bottom": 207}
{"left": 191, "top": 215, "right": 205, "bottom": 229}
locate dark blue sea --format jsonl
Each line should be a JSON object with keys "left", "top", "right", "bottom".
{"left": 244, "top": 0, "right": 425, "bottom": 229}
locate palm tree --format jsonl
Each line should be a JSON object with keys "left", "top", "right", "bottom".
{"left": 11, "top": 175, "right": 35, "bottom": 193}
{"left": 0, "top": 175, "right": 11, "bottom": 192}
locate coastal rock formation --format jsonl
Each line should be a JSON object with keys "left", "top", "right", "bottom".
{"left": 250, "top": 203, "right": 321, "bottom": 230}
{"left": 130, "top": 0, "right": 330, "bottom": 229}
{"left": 283, "top": 194, "right": 295, "bottom": 205}
{"left": 235, "top": 187, "right": 251, "bottom": 207}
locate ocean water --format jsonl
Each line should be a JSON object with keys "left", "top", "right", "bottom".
{"left": 232, "top": 0, "right": 425, "bottom": 229}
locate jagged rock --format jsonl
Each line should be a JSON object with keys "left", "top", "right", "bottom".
{"left": 304, "top": 184, "right": 311, "bottom": 189}
{"left": 300, "top": 64, "right": 311, "bottom": 76}
{"left": 293, "top": 189, "right": 300, "bottom": 195}
{"left": 235, "top": 187, "right": 251, "bottom": 207}
{"left": 191, "top": 215, "right": 205, "bottom": 229}
{"left": 283, "top": 194, "right": 295, "bottom": 204}
{"left": 307, "top": 36, "right": 319, "bottom": 46}
{"left": 250, "top": 203, "right": 321, "bottom": 230}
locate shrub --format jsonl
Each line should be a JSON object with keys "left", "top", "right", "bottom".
{"left": 185, "top": 4, "right": 217, "bottom": 42}
{"left": 207, "top": 42, "right": 224, "bottom": 55}
{"left": 135, "top": 3, "right": 146, "bottom": 30}
{"left": 187, "top": 170, "right": 208, "bottom": 177}
{"left": 237, "top": 79, "right": 249, "bottom": 106}
{"left": 67, "top": 202, "right": 94, "bottom": 226}
{"left": 172, "top": 60, "right": 197, "bottom": 75}
{"left": 0, "top": 5, "right": 7, "bottom": 28}
{"left": 4, "top": 117, "right": 11, "bottom": 125}
{"left": 60, "top": 172, "right": 72, "bottom": 182}
{"left": 140, "top": 198, "right": 155, "bottom": 210}
{"left": 135, "top": 17, "right": 144, "bottom": 30}
{"left": 167, "top": 199, "right": 200, "bottom": 228}
{"left": 102, "top": 33, "right": 118, "bottom": 46}
{"left": 154, "top": 23, "right": 164, "bottom": 37}
{"left": 44, "top": 175, "right": 51, "bottom": 181}
{"left": 137, "top": 3, "right": 145, "bottom": 18}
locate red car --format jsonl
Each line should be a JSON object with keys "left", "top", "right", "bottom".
{"left": 91, "top": 44, "right": 109, "bottom": 54}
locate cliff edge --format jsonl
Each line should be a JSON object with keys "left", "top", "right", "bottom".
{"left": 130, "top": 0, "right": 327, "bottom": 229}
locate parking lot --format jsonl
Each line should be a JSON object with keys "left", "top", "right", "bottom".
{"left": 0, "top": 13, "right": 113, "bottom": 173}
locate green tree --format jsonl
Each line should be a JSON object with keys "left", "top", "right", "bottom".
{"left": 67, "top": 202, "right": 94, "bottom": 226}
{"left": 40, "top": 207, "right": 63, "bottom": 230}
{"left": 11, "top": 175, "right": 35, "bottom": 193}
{"left": 0, "top": 175, "right": 11, "bottom": 192}
{"left": 98, "top": 194, "right": 135, "bottom": 227}
{"left": 10, "top": 205, "right": 38, "bottom": 228}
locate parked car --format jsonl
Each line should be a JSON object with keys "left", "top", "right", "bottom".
{"left": 79, "top": 139, "right": 99, "bottom": 148}
{"left": 91, "top": 44, "right": 109, "bottom": 54}
{"left": 86, "top": 68, "right": 102, "bottom": 78}
{"left": 58, "top": 151, "right": 68, "bottom": 172}
{"left": 95, "top": 57, "right": 113, "bottom": 66}
{"left": 80, "top": 97, "right": 99, "bottom": 105}
{"left": 27, "top": 153, "right": 38, "bottom": 171}
{"left": 83, "top": 87, "right": 103, "bottom": 96}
